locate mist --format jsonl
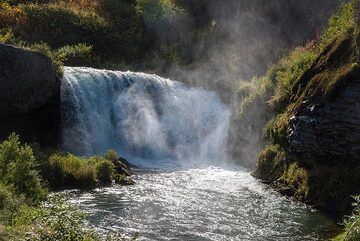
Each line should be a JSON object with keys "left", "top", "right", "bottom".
{"left": 139, "top": 0, "right": 345, "bottom": 167}
{"left": 61, "top": 67, "right": 231, "bottom": 168}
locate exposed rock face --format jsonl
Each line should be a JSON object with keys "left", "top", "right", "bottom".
{"left": 288, "top": 35, "right": 360, "bottom": 164}
{"left": 0, "top": 44, "right": 61, "bottom": 146}
{"left": 254, "top": 26, "right": 360, "bottom": 218}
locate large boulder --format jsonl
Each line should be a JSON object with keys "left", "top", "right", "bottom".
{"left": 0, "top": 44, "right": 61, "bottom": 146}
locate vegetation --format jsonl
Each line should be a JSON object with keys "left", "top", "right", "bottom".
{"left": 335, "top": 196, "right": 360, "bottom": 241}
{"left": 232, "top": 1, "right": 360, "bottom": 239}
{"left": 0, "top": 0, "right": 341, "bottom": 87}
{"left": 0, "top": 134, "right": 132, "bottom": 240}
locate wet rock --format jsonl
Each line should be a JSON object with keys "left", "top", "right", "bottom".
{"left": 112, "top": 157, "right": 134, "bottom": 177}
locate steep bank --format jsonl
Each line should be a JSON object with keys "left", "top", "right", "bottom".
{"left": 253, "top": 2, "right": 360, "bottom": 219}
{"left": 0, "top": 44, "right": 61, "bottom": 146}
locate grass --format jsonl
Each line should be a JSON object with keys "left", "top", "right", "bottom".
{"left": 0, "top": 134, "right": 134, "bottom": 240}
{"left": 245, "top": 2, "right": 360, "bottom": 238}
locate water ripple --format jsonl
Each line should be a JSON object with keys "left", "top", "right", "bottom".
{"left": 70, "top": 167, "right": 339, "bottom": 240}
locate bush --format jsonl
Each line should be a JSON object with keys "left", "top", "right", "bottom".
{"left": 29, "top": 42, "right": 93, "bottom": 77}
{"left": 48, "top": 153, "right": 122, "bottom": 189}
{"left": 270, "top": 45, "right": 317, "bottom": 114}
{"left": 0, "top": 184, "right": 22, "bottom": 217}
{"left": 6, "top": 195, "right": 101, "bottom": 241}
{"left": 49, "top": 154, "right": 97, "bottom": 189}
{"left": 104, "top": 149, "right": 118, "bottom": 162}
{"left": 0, "top": 135, "right": 132, "bottom": 240}
{"left": 319, "top": 1, "right": 355, "bottom": 51}
{"left": 0, "top": 134, "right": 46, "bottom": 204}
{"left": 0, "top": 2, "right": 27, "bottom": 29}
{"left": 94, "top": 158, "right": 115, "bottom": 185}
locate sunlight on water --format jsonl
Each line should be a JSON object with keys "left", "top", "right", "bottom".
{"left": 62, "top": 68, "right": 339, "bottom": 240}
{"left": 69, "top": 167, "right": 339, "bottom": 241}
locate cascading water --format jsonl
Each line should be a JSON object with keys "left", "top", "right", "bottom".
{"left": 61, "top": 67, "right": 230, "bottom": 167}
{"left": 62, "top": 67, "right": 339, "bottom": 240}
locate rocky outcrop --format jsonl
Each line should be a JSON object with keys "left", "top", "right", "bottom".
{"left": 254, "top": 25, "right": 360, "bottom": 218}
{"left": 0, "top": 44, "right": 61, "bottom": 146}
{"left": 288, "top": 33, "right": 360, "bottom": 165}
{"left": 112, "top": 157, "right": 135, "bottom": 186}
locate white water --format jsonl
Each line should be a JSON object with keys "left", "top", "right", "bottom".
{"left": 70, "top": 167, "right": 338, "bottom": 240}
{"left": 61, "top": 67, "right": 338, "bottom": 240}
{"left": 61, "top": 67, "right": 230, "bottom": 167}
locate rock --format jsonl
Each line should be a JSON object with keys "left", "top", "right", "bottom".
{"left": 112, "top": 157, "right": 134, "bottom": 177}
{"left": 114, "top": 175, "right": 135, "bottom": 186}
{"left": 0, "top": 44, "right": 61, "bottom": 146}
{"left": 287, "top": 34, "right": 360, "bottom": 165}
{"left": 254, "top": 26, "right": 360, "bottom": 218}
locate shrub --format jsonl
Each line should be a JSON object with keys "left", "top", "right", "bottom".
{"left": 0, "top": 134, "right": 46, "bottom": 204}
{"left": 0, "top": 184, "right": 21, "bottom": 214}
{"left": 49, "top": 154, "right": 97, "bottom": 189}
{"left": 135, "top": 0, "right": 184, "bottom": 26}
{"left": 270, "top": 46, "right": 317, "bottom": 113}
{"left": 29, "top": 42, "right": 93, "bottom": 77}
{"left": 104, "top": 149, "right": 118, "bottom": 162}
{"left": 6, "top": 195, "right": 101, "bottom": 241}
{"left": 318, "top": 1, "right": 355, "bottom": 51}
{"left": 0, "top": 2, "right": 27, "bottom": 29}
{"left": 94, "top": 158, "right": 115, "bottom": 185}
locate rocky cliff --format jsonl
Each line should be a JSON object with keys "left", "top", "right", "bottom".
{"left": 254, "top": 13, "right": 360, "bottom": 219}
{"left": 0, "top": 44, "right": 61, "bottom": 146}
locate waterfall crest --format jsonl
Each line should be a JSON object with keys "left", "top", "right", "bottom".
{"left": 61, "top": 67, "right": 230, "bottom": 167}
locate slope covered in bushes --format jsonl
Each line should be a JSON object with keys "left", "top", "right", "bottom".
{"left": 0, "top": 0, "right": 342, "bottom": 84}
{"left": 238, "top": 0, "right": 360, "bottom": 232}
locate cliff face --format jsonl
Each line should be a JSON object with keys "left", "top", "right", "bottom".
{"left": 288, "top": 32, "right": 360, "bottom": 164}
{"left": 254, "top": 25, "right": 360, "bottom": 218}
{"left": 0, "top": 44, "right": 61, "bottom": 146}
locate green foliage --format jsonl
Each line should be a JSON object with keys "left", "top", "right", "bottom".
{"left": 104, "top": 149, "right": 118, "bottom": 162}
{"left": 0, "top": 184, "right": 23, "bottom": 222}
{"left": 136, "top": 0, "right": 184, "bottom": 24}
{"left": 251, "top": 0, "right": 360, "bottom": 226}
{"left": 0, "top": 134, "right": 46, "bottom": 204}
{"left": 319, "top": 1, "right": 355, "bottom": 51}
{"left": 0, "top": 134, "right": 134, "bottom": 240}
{"left": 0, "top": 28, "right": 14, "bottom": 44}
{"left": 342, "top": 196, "right": 360, "bottom": 241}
{"left": 29, "top": 42, "right": 93, "bottom": 77}
{"left": 48, "top": 151, "right": 125, "bottom": 189}
{"left": 49, "top": 154, "right": 97, "bottom": 189}
{"left": 264, "top": 113, "right": 289, "bottom": 146}
{"left": 94, "top": 159, "right": 115, "bottom": 185}
{"left": 270, "top": 46, "right": 317, "bottom": 113}
{"left": 254, "top": 144, "right": 287, "bottom": 182}
{"left": 5, "top": 195, "right": 101, "bottom": 241}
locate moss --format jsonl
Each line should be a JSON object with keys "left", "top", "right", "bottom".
{"left": 252, "top": 0, "right": 360, "bottom": 224}
{"left": 253, "top": 144, "right": 287, "bottom": 182}
{"left": 278, "top": 163, "right": 309, "bottom": 199}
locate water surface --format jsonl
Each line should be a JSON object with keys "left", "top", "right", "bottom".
{"left": 70, "top": 167, "right": 339, "bottom": 241}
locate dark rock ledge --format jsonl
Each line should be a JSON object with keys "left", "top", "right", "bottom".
{"left": 0, "top": 44, "right": 61, "bottom": 146}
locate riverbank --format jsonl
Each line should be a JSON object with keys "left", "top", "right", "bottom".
{"left": 0, "top": 134, "right": 133, "bottom": 240}
{"left": 241, "top": 1, "right": 360, "bottom": 239}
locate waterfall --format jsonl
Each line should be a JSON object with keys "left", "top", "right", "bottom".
{"left": 61, "top": 67, "right": 230, "bottom": 167}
